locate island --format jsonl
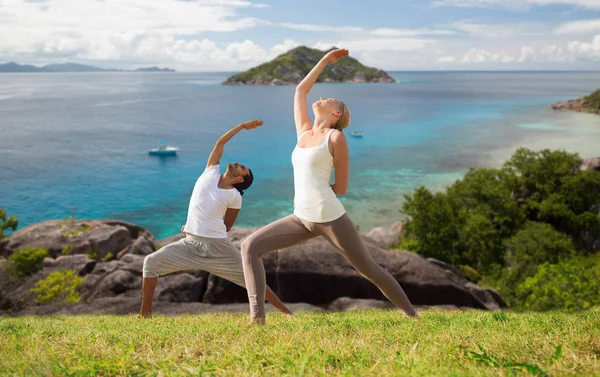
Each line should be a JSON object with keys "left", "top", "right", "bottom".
{"left": 552, "top": 89, "right": 600, "bottom": 115}
{"left": 222, "top": 46, "right": 395, "bottom": 85}
{"left": 0, "top": 62, "right": 176, "bottom": 73}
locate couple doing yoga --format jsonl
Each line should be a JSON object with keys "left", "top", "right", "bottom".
{"left": 140, "top": 48, "right": 418, "bottom": 324}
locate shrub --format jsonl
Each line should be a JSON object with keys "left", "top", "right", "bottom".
{"left": 61, "top": 245, "right": 74, "bottom": 255}
{"left": 30, "top": 270, "right": 83, "bottom": 304}
{"left": 5, "top": 247, "right": 49, "bottom": 278}
{"left": 0, "top": 209, "right": 18, "bottom": 240}
{"left": 585, "top": 89, "right": 600, "bottom": 111}
{"left": 457, "top": 265, "right": 481, "bottom": 283}
{"left": 516, "top": 254, "right": 600, "bottom": 311}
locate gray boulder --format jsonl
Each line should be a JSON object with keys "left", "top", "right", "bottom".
{"left": 1, "top": 219, "right": 152, "bottom": 259}
{"left": 366, "top": 221, "right": 406, "bottom": 248}
{"left": 580, "top": 157, "right": 600, "bottom": 172}
{"left": 156, "top": 272, "right": 208, "bottom": 302}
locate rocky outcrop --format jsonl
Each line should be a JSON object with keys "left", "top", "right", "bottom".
{"left": 0, "top": 219, "right": 154, "bottom": 259}
{"left": 366, "top": 221, "right": 406, "bottom": 248}
{"left": 1, "top": 221, "right": 507, "bottom": 315}
{"left": 580, "top": 157, "right": 600, "bottom": 172}
{"left": 223, "top": 46, "right": 395, "bottom": 85}
{"left": 552, "top": 97, "right": 600, "bottom": 115}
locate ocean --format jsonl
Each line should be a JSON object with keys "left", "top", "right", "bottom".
{"left": 1, "top": 71, "right": 599, "bottom": 239}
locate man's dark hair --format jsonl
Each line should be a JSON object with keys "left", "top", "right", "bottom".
{"left": 232, "top": 169, "right": 253, "bottom": 196}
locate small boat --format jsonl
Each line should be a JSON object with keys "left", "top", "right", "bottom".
{"left": 349, "top": 131, "right": 364, "bottom": 138}
{"left": 149, "top": 142, "right": 178, "bottom": 156}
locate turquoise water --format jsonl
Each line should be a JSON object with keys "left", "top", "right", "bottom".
{"left": 1, "top": 71, "right": 599, "bottom": 238}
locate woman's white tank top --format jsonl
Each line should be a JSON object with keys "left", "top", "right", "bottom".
{"left": 291, "top": 128, "right": 346, "bottom": 223}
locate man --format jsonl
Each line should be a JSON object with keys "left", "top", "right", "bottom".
{"left": 139, "top": 119, "right": 292, "bottom": 318}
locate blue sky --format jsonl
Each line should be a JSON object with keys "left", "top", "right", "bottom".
{"left": 2, "top": 0, "right": 600, "bottom": 71}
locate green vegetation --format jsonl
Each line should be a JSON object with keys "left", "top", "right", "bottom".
{"left": 0, "top": 208, "right": 18, "bottom": 240}
{"left": 61, "top": 244, "right": 74, "bottom": 255}
{"left": 30, "top": 269, "right": 83, "bottom": 304}
{"left": 3, "top": 247, "right": 48, "bottom": 278}
{"left": 585, "top": 89, "right": 600, "bottom": 111}
{"left": 401, "top": 148, "right": 600, "bottom": 310}
{"left": 0, "top": 310, "right": 597, "bottom": 376}
{"left": 101, "top": 252, "right": 114, "bottom": 262}
{"left": 85, "top": 251, "right": 98, "bottom": 260}
{"left": 225, "top": 46, "right": 393, "bottom": 84}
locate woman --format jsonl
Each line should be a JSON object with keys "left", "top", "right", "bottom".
{"left": 241, "top": 49, "right": 418, "bottom": 324}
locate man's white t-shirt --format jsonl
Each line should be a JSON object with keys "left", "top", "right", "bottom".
{"left": 183, "top": 165, "right": 242, "bottom": 239}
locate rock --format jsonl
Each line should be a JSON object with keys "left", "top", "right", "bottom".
{"left": 156, "top": 272, "right": 208, "bottom": 302}
{"left": 0, "top": 254, "right": 96, "bottom": 311}
{"left": 1, "top": 221, "right": 508, "bottom": 314}
{"left": 120, "top": 235, "right": 155, "bottom": 259}
{"left": 580, "top": 157, "right": 600, "bottom": 172}
{"left": 80, "top": 256, "right": 145, "bottom": 301}
{"left": 552, "top": 98, "right": 600, "bottom": 115}
{"left": 42, "top": 254, "right": 97, "bottom": 276}
{"left": 271, "top": 234, "right": 506, "bottom": 310}
{"left": 155, "top": 233, "right": 185, "bottom": 248}
{"left": 202, "top": 274, "right": 247, "bottom": 304}
{"left": 85, "top": 270, "right": 140, "bottom": 299}
{"left": 352, "top": 72, "right": 366, "bottom": 83}
{"left": 366, "top": 221, "right": 406, "bottom": 248}
{"left": 1, "top": 219, "right": 150, "bottom": 259}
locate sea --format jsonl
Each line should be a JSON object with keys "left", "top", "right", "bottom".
{"left": 1, "top": 71, "right": 599, "bottom": 239}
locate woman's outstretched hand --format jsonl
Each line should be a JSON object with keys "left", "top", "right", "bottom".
{"left": 241, "top": 119, "right": 264, "bottom": 130}
{"left": 323, "top": 48, "right": 349, "bottom": 65}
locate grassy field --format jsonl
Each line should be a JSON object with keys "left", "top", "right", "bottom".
{"left": 1, "top": 308, "right": 599, "bottom": 376}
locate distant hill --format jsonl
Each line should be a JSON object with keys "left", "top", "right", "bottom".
{"left": 134, "top": 66, "right": 176, "bottom": 72}
{"left": 223, "top": 46, "right": 395, "bottom": 85}
{"left": 0, "top": 62, "right": 48, "bottom": 73}
{"left": 0, "top": 62, "right": 176, "bottom": 73}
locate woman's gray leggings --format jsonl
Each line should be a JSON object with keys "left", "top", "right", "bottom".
{"left": 241, "top": 213, "right": 417, "bottom": 319}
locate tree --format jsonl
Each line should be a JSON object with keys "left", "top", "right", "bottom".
{"left": 0, "top": 209, "right": 18, "bottom": 240}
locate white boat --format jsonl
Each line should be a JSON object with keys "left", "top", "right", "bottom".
{"left": 149, "top": 142, "right": 178, "bottom": 156}
{"left": 349, "top": 131, "right": 364, "bottom": 138}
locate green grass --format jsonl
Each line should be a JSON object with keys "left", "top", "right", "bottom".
{"left": 1, "top": 309, "right": 599, "bottom": 376}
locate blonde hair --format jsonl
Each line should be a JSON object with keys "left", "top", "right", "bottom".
{"left": 335, "top": 101, "right": 351, "bottom": 130}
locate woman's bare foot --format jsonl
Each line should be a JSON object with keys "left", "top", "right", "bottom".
{"left": 284, "top": 312, "right": 293, "bottom": 318}
{"left": 405, "top": 313, "right": 421, "bottom": 321}
{"left": 248, "top": 317, "right": 266, "bottom": 325}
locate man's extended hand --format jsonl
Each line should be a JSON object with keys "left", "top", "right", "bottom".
{"left": 241, "top": 119, "right": 264, "bottom": 130}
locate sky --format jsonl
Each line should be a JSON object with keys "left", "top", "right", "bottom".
{"left": 1, "top": 0, "right": 600, "bottom": 71}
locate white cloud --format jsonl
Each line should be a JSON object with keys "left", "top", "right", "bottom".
{"left": 270, "top": 39, "right": 301, "bottom": 57}
{"left": 437, "top": 56, "right": 457, "bottom": 62}
{"left": 371, "top": 28, "right": 455, "bottom": 36}
{"left": 461, "top": 47, "right": 516, "bottom": 63}
{"left": 567, "top": 34, "right": 600, "bottom": 60}
{"left": 314, "top": 38, "right": 434, "bottom": 53}
{"left": 279, "top": 23, "right": 363, "bottom": 32}
{"left": 0, "top": 0, "right": 268, "bottom": 68}
{"left": 434, "top": 34, "right": 600, "bottom": 66}
{"left": 432, "top": 0, "right": 600, "bottom": 10}
{"left": 555, "top": 19, "right": 600, "bottom": 34}
{"left": 450, "top": 21, "right": 546, "bottom": 38}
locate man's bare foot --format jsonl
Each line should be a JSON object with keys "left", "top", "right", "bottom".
{"left": 284, "top": 312, "right": 293, "bottom": 318}
{"left": 248, "top": 317, "right": 266, "bottom": 325}
{"left": 138, "top": 310, "right": 152, "bottom": 318}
